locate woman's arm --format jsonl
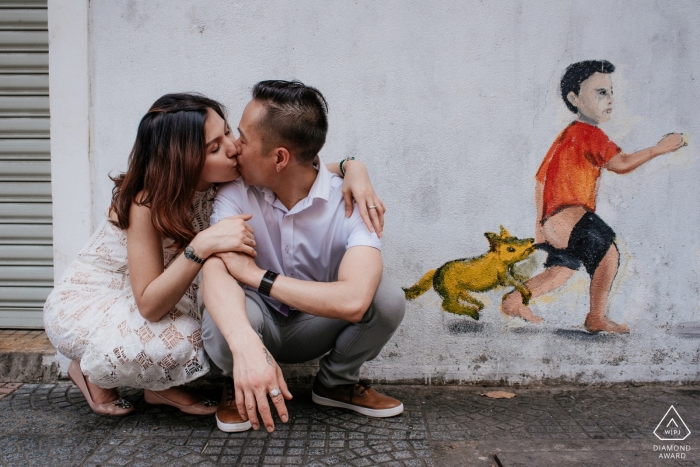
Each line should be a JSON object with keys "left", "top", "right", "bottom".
{"left": 126, "top": 201, "right": 257, "bottom": 322}
{"left": 325, "top": 159, "right": 386, "bottom": 237}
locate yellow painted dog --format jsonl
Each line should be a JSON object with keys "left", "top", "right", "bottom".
{"left": 403, "top": 226, "right": 535, "bottom": 320}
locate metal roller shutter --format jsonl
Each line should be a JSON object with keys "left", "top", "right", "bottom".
{"left": 0, "top": 0, "right": 52, "bottom": 328}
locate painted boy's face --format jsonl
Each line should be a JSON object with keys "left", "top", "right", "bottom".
{"left": 568, "top": 72, "right": 614, "bottom": 125}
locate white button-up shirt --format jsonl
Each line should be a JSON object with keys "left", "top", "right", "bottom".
{"left": 211, "top": 161, "right": 381, "bottom": 315}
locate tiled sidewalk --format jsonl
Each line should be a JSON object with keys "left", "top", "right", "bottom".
{"left": 0, "top": 382, "right": 698, "bottom": 466}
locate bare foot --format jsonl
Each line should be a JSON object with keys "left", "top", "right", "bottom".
{"left": 502, "top": 293, "right": 544, "bottom": 323}
{"left": 152, "top": 386, "right": 201, "bottom": 406}
{"left": 584, "top": 317, "right": 630, "bottom": 333}
{"left": 84, "top": 377, "right": 120, "bottom": 404}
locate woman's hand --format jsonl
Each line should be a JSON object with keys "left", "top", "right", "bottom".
{"left": 194, "top": 214, "right": 256, "bottom": 258}
{"left": 340, "top": 160, "right": 386, "bottom": 238}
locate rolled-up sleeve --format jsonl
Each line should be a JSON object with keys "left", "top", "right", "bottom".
{"left": 345, "top": 202, "right": 381, "bottom": 251}
{"left": 211, "top": 181, "right": 244, "bottom": 225}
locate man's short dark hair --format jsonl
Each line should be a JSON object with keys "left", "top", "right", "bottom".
{"left": 252, "top": 80, "right": 328, "bottom": 164}
{"left": 560, "top": 60, "right": 615, "bottom": 113}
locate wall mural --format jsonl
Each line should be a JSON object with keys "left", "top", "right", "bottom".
{"left": 403, "top": 226, "right": 535, "bottom": 320}
{"left": 405, "top": 59, "right": 686, "bottom": 334}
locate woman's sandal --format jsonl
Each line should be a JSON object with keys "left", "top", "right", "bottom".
{"left": 67, "top": 360, "right": 135, "bottom": 416}
{"left": 143, "top": 389, "right": 218, "bottom": 415}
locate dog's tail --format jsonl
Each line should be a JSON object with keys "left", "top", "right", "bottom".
{"left": 402, "top": 269, "right": 437, "bottom": 300}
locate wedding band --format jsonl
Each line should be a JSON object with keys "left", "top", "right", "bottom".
{"left": 270, "top": 388, "right": 281, "bottom": 398}
{"left": 368, "top": 206, "right": 377, "bottom": 209}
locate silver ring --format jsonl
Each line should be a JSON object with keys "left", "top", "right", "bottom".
{"left": 368, "top": 205, "right": 377, "bottom": 210}
{"left": 269, "top": 388, "right": 281, "bottom": 398}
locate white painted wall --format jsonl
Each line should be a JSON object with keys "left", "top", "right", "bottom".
{"left": 56, "top": 0, "right": 700, "bottom": 383}
{"left": 48, "top": 0, "right": 92, "bottom": 280}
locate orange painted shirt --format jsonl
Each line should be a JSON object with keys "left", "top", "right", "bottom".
{"left": 536, "top": 121, "right": 621, "bottom": 220}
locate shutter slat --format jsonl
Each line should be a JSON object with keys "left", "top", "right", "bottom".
{"left": 0, "top": 265, "right": 53, "bottom": 283}
{"left": 0, "top": 244, "right": 52, "bottom": 264}
{"left": 0, "top": 52, "right": 47, "bottom": 72}
{"left": 0, "top": 138, "right": 49, "bottom": 158}
{"left": 0, "top": 222, "right": 52, "bottom": 244}
{"left": 0, "top": 74, "right": 48, "bottom": 94}
{"left": 0, "top": 95, "right": 48, "bottom": 116}
{"left": 0, "top": 31, "right": 48, "bottom": 51}
{"left": 0, "top": 180, "right": 51, "bottom": 200}
{"left": 0, "top": 160, "right": 50, "bottom": 179}
{"left": 0, "top": 1, "right": 47, "bottom": 7}
{"left": 0, "top": 286, "right": 51, "bottom": 304}
{"left": 0, "top": 9, "right": 47, "bottom": 30}
{"left": 0, "top": 202, "right": 52, "bottom": 222}
{"left": 0, "top": 116, "right": 49, "bottom": 137}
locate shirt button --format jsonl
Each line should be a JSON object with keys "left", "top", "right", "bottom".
{"left": 285, "top": 246, "right": 290, "bottom": 253}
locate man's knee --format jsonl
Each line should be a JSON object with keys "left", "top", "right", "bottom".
{"left": 365, "top": 276, "right": 406, "bottom": 331}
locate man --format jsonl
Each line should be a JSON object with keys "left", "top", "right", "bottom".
{"left": 201, "top": 80, "right": 406, "bottom": 433}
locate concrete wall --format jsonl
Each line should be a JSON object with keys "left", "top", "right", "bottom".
{"left": 52, "top": 0, "right": 700, "bottom": 384}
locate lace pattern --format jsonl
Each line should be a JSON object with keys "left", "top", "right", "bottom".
{"left": 44, "top": 187, "right": 217, "bottom": 390}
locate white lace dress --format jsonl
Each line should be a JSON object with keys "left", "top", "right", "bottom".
{"left": 44, "top": 188, "right": 215, "bottom": 390}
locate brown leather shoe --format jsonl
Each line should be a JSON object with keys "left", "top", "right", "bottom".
{"left": 312, "top": 377, "right": 404, "bottom": 418}
{"left": 215, "top": 379, "right": 252, "bottom": 432}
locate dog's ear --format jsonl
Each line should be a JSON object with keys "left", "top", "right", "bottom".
{"left": 499, "top": 225, "right": 511, "bottom": 238}
{"left": 485, "top": 232, "right": 500, "bottom": 250}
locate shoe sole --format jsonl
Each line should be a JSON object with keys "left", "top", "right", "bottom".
{"left": 216, "top": 413, "right": 252, "bottom": 432}
{"left": 311, "top": 391, "right": 404, "bottom": 418}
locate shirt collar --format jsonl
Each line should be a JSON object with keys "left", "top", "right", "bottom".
{"left": 259, "top": 157, "right": 332, "bottom": 214}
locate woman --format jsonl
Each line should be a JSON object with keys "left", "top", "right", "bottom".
{"left": 43, "top": 93, "right": 385, "bottom": 416}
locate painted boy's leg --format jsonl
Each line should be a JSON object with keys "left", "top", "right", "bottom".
{"left": 501, "top": 266, "right": 575, "bottom": 322}
{"left": 584, "top": 245, "right": 628, "bottom": 333}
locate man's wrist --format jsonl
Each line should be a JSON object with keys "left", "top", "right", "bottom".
{"left": 228, "top": 327, "right": 262, "bottom": 357}
{"left": 245, "top": 267, "right": 266, "bottom": 289}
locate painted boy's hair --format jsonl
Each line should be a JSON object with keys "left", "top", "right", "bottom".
{"left": 560, "top": 60, "right": 615, "bottom": 113}
{"left": 252, "top": 80, "right": 328, "bottom": 164}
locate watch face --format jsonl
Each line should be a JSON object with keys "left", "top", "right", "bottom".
{"left": 185, "top": 246, "right": 194, "bottom": 258}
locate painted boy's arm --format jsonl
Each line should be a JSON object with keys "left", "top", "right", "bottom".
{"left": 605, "top": 133, "right": 685, "bottom": 174}
{"left": 217, "top": 246, "right": 383, "bottom": 323}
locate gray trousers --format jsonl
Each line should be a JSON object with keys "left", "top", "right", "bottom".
{"left": 202, "top": 275, "right": 406, "bottom": 387}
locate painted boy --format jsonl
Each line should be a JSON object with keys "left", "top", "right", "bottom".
{"left": 502, "top": 60, "right": 684, "bottom": 333}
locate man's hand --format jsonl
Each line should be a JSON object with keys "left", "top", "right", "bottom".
{"left": 229, "top": 330, "right": 293, "bottom": 432}
{"left": 217, "top": 251, "right": 264, "bottom": 287}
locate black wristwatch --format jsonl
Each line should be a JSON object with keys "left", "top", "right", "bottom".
{"left": 258, "top": 270, "right": 279, "bottom": 297}
{"left": 183, "top": 245, "right": 204, "bottom": 264}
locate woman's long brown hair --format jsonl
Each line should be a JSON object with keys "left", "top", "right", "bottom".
{"left": 110, "top": 93, "right": 227, "bottom": 249}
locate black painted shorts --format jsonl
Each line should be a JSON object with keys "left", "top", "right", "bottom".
{"left": 541, "top": 212, "right": 616, "bottom": 276}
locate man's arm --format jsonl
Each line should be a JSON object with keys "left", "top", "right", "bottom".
{"left": 201, "top": 257, "right": 292, "bottom": 433}
{"left": 218, "top": 245, "right": 383, "bottom": 324}
{"left": 604, "top": 133, "right": 684, "bottom": 174}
